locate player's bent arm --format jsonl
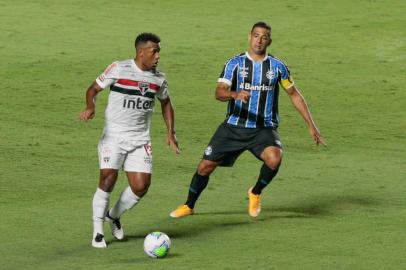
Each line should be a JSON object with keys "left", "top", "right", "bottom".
{"left": 215, "top": 82, "right": 234, "bottom": 101}
{"left": 85, "top": 81, "right": 103, "bottom": 109}
{"left": 215, "top": 82, "right": 250, "bottom": 103}
{"left": 80, "top": 81, "right": 103, "bottom": 121}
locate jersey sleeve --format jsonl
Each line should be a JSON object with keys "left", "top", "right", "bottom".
{"left": 156, "top": 80, "right": 169, "bottom": 100}
{"left": 278, "top": 62, "right": 294, "bottom": 90}
{"left": 95, "top": 61, "right": 119, "bottom": 89}
{"left": 217, "top": 58, "right": 238, "bottom": 85}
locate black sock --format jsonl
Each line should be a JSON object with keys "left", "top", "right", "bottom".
{"left": 185, "top": 172, "right": 209, "bottom": 209}
{"left": 252, "top": 164, "right": 279, "bottom": 195}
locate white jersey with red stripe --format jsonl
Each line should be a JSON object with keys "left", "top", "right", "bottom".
{"left": 95, "top": 59, "right": 169, "bottom": 141}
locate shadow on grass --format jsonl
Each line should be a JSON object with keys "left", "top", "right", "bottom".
{"left": 121, "top": 194, "right": 383, "bottom": 242}
{"left": 49, "top": 193, "right": 383, "bottom": 264}
{"left": 265, "top": 194, "right": 383, "bottom": 218}
{"left": 125, "top": 219, "right": 252, "bottom": 241}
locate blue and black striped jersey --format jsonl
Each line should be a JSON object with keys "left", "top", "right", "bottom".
{"left": 218, "top": 52, "right": 294, "bottom": 128}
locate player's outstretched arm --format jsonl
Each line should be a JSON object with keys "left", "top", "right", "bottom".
{"left": 79, "top": 81, "right": 103, "bottom": 121}
{"left": 159, "top": 97, "right": 180, "bottom": 154}
{"left": 285, "top": 85, "right": 326, "bottom": 146}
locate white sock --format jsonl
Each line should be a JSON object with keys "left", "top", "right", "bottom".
{"left": 109, "top": 186, "right": 140, "bottom": 219}
{"left": 92, "top": 188, "right": 111, "bottom": 237}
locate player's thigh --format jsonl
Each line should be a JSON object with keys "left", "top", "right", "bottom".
{"left": 203, "top": 122, "right": 245, "bottom": 167}
{"left": 123, "top": 143, "right": 153, "bottom": 196}
{"left": 98, "top": 169, "right": 119, "bottom": 192}
{"left": 250, "top": 128, "right": 283, "bottom": 168}
{"left": 98, "top": 137, "right": 126, "bottom": 170}
{"left": 123, "top": 142, "right": 152, "bottom": 173}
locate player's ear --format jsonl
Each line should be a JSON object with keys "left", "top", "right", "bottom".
{"left": 268, "top": 38, "right": 272, "bottom": 46}
{"left": 137, "top": 47, "right": 145, "bottom": 57}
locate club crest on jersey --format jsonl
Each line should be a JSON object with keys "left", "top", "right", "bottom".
{"left": 138, "top": 82, "right": 149, "bottom": 95}
{"left": 204, "top": 145, "right": 213, "bottom": 156}
{"left": 266, "top": 69, "right": 275, "bottom": 80}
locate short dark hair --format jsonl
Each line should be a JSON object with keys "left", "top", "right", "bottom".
{"left": 251, "top": 21, "right": 271, "bottom": 33}
{"left": 135, "top": 32, "right": 161, "bottom": 48}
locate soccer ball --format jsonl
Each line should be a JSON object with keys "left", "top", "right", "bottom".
{"left": 143, "top": 232, "right": 171, "bottom": 258}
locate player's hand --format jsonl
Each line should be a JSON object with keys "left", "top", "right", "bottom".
{"left": 79, "top": 108, "right": 95, "bottom": 121}
{"left": 309, "top": 126, "right": 326, "bottom": 146}
{"left": 234, "top": 90, "right": 251, "bottom": 103}
{"left": 167, "top": 133, "right": 180, "bottom": 154}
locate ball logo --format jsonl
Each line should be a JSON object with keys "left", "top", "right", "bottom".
{"left": 204, "top": 145, "right": 213, "bottom": 156}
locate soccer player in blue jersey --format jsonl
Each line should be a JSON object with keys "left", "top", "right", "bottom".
{"left": 170, "top": 21, "right": 326, "bottom": 218}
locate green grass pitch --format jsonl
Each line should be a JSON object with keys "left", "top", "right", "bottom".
{"left": 1, "top": 0, "right": 405, "bottom": 269}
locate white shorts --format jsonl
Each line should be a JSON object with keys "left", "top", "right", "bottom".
{"left": 98, "top": 135, "right": 152, "bottom": 173}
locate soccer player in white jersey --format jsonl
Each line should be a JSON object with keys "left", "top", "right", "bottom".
{"left": 80, "top": 33, "right": 180, "bottom": 248}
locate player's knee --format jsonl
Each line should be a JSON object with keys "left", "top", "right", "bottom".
{"left": 98, "top": 174, "right": 117, "bottom": 192}
{"left": 265, "top": 159, "right": 281, "bottom": 171}
{"left": 130, "top": 181, "right": 150, "bottom": 197}
{"left": 98, "top": 179, "right": 115, "bottom": 192}
{"left": 263, "top": 152, "right": 282, "bottom": 170}
{"left": 197, "top": 160, "right": 217, "bottom": 176}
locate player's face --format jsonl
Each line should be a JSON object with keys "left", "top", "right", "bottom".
{"left": 141, "top": 41, "right": 161, "bottom": 70}
{"left": 249, "top": 27, "right": 271, "bottom": 55}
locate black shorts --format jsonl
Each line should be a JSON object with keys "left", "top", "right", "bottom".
{"left": 202, "top": 121, "right": 282, "bottom": 167}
